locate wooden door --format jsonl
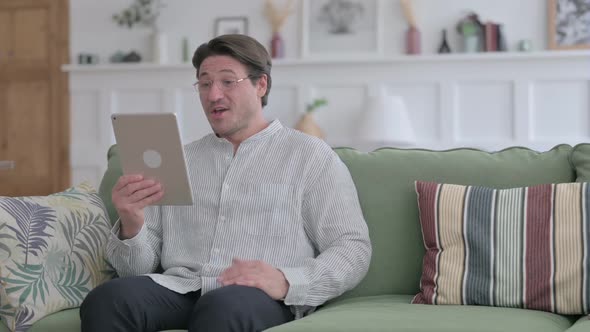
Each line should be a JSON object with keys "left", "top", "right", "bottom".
{"left": 0, "top": 10, "right": 10, "bottom": 63}
{"left": 0, "top": 0, "right": 69, "bottom": 196}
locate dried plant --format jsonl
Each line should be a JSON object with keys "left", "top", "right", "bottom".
{"left": 400, "top": 0, "right": 417, "bottom": 28}
{"left": 264, "top": 0, "right": 296, "bottom": 34}
{"left": 113, "top": 0, "right": 165, "bottom": 30}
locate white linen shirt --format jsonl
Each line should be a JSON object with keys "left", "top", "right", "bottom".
{"left": 106, "top": 120, "right": 372, "bottom": 318}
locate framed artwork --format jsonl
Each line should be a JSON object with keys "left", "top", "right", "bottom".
{"left": 301, "top": 0, "right": 384, "bottom": 58}
{"left": 548, "top": 0, "right": 590, "bottom": 50}
{"left": 214, "top": 17, "right": 248, "bottom": 37}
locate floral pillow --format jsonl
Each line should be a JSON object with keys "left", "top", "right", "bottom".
{"left": 0, "top": 183, "right": 115, "bottom": 332}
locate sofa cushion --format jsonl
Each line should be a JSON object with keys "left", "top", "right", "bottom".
{"left": 0, "top": 183, "right": 115, "bottom": 332}
{"left": 412, "top": 181, "right": 590, "bottom": 315}
{"left": 3, "top": 309, "right": 79, "bottom": 332}
{"left": 0, "top": 310, "right": 186, "bottom": 332}
{"left": 266, "top": 294, "right": 577, "bottom": 332}
{"left": 568, "top": 316, "right": 590, "bottom": 332}
{"left": 331, "top": 145, "right": 574, "bottom": 300}
{"left": 571, "top": 143, "right": 590, "bottom": 182}
{"left": 98, "top": 145, "right": 123, "bottom": 226}
{"left": 0, "top": 308, "right": 186, "bottom": 332}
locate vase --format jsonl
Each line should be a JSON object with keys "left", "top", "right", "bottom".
{"left": 152, "top": 30, "right": 168, "bottom": 64}
{"left": 518, "top": 39, "right": 532, "bottom": 52}
{"left": 463, "top": 35, "right": 479, "bottom": 53}
{"left": 182, "top": 37, "right": 190, "bottom": 62}
{"left": 438, "top": 29, "right": 451, "bottom": 53}
{"left": 405, "top": 26, "right": 421, "bottom": 55}
{"left": 271, "top": 32, "right": 285, "bottom": 59}
{"left": 295, "top": 113, "right": 324, "bottom": 139}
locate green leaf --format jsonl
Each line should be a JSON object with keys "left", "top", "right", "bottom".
{"left": 0, "top": 303, "right": 14, "bottom": 318}
{"left": 54, "top": 260, "right": 91, "bottom": 306}
{"left": 3, "top": 263, "right": 48, "bottom": 306}
{"left": 18, "top": 286, "right": 31, "bottom": 306}
{"left": 306, "top": 98, "right": 328, "bottom": 113}
{"left": 4, "top": 268, "right": 38, "bottom": 282}
{"left": 5, "top": 284, "right": 26, "bottom": 294}
{"left": 0, "top": 223, "right": 15, "bottom": 259}
{"left": 61, "top": 209, "right": 108, "bottom": 267}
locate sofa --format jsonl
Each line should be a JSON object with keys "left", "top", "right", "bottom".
{"left": 2, "top": 143, "right": 590, "bottom": 332}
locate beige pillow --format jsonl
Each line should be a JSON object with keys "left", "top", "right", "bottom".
{"left": 0, "top": 183, "right": 115, "bottom": 331}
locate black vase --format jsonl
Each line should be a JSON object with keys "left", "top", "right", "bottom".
{"left": 438, "top": 29, "right": 452, "bottom": 54}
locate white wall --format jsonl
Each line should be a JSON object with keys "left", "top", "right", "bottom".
{"left": 67, "top": 0, "right": 590, "bottom": 188}
{"left": 70, "top": 0, "right": 548, "bottom": 64}
{"left": 66, "top": 52, "right": 590, "bottom": 187}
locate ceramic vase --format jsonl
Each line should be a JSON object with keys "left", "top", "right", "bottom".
{"left": 271, "top": 32, "right": 285, "bottom": 59}
{"left": 152, "top": 30, "right": 168, "bottom": 64}
{"left": 406, "top": 26, "right": 421, "bottom": 55}
{"left": 463, "top": 35, "right": 479, "bottom": 53}
{"left": 295, "top": 113, "right": 324, "bottom": 139}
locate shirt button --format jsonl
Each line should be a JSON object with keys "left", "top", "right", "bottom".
{"left": 223, "top": 184, "right": 230, "bottom": 190}
{"left": 220, "top": 216, "right": 226, "bottom": 221}
{"left": 213, "top": 248, "right": 220, "bottom": 254}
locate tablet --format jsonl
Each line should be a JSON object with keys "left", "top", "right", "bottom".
{"left": 111, "top": 113, "right": 194, "bottom": 206}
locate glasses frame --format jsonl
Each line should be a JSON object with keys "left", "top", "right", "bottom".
{"left": 193, "top": 75, "right": 254, "bottom": 94}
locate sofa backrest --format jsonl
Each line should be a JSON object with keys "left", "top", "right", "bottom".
{"left": 98, "top": 144, "right": 576, "bottom": 300}
{"left": 332, "top": 144, "right": 575, "bottom": 301}
{"left": 99, "top": 145, "right": 123, "bottom": 226}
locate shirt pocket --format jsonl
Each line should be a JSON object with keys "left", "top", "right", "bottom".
{"left": 239, "top": 183, "right": 298, "bottom": 236}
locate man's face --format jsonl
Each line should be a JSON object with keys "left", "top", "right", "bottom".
{"left": 197, "top": 55, "right": 267, "bottom": 139}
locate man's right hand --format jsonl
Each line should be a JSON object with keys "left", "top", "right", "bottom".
{"left": 112, "top": 174, "right": 164, "bottom": 239}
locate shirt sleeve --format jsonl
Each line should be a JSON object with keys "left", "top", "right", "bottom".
{"left": 279, "top": 151, "right": 372, "bottom": 307}
{"left": 105, "top": 205, "right": 163, "bottom": 277}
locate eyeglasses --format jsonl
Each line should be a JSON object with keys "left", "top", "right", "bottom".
{"left": 193, "top": 75, "right": 254, "bottom": 94}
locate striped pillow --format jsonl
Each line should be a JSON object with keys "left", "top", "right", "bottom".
{"left": 412, "top": 181, "right": 590, "bottom": 315}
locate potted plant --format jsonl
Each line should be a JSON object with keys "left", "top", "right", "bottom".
{"left": 113, "top": 0, "right": 168, "bottom": 63}
{"left": 295, "top": 98, "right": 328, "bottom": 139}
{"left": 113, "top": 0, "right": 162, "bottom": 29}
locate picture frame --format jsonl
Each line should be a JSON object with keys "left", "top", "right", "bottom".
{"left": 214, "top": 16, "right": 248, "bottom": 37}
{"left": 548, "top": 0, "right": 590, "bottom": 50}
{"left": 301, "top": 0, "right": 384, "bottom": 58}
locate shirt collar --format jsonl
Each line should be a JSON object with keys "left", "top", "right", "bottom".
{"left": 214, "top": 119, "right": 283, "bottom": 144}
{"left": 243, "top": 119, "right": 283, "bottom": 143}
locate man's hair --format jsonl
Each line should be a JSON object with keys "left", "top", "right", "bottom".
{"left": 192, "top": 34, "right": 272, "bottom": 107}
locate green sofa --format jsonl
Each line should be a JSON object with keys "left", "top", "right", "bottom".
{"left": 2, "top": 143, "right": 590, "bottom": 332}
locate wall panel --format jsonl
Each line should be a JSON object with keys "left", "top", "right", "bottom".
{"left": 65, "top": 52, "right": 590, "bottom": 187}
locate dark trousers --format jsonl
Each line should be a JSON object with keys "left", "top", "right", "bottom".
{"left": 80, "top": 276, "right": 294, "bottom": 332}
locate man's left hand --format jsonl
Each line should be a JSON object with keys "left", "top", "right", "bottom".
{"left": 218, "top": 258, "right": 289, "bottom": 300}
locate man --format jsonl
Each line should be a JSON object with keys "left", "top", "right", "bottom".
{"left": 81, "top": 34, "right": 371, "bottom": 332}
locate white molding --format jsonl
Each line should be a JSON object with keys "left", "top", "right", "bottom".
{"left": 62, "top": 50, "right": 590, "bottom": 72}
{"left": 513, "top": 80, "right": 531, "bottom": 142}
